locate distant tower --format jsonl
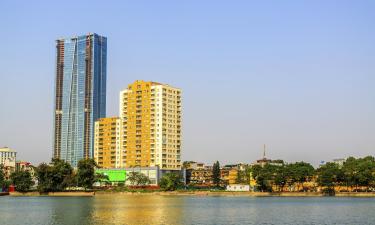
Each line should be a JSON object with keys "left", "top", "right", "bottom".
{"left": 53, "top": 33, "right": 107, "bottom": 167}
{"left": 263, "top": 144, "right": 266, "bottom": 159}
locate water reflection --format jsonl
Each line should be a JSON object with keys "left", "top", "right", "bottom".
{"left": 91, "top": 195, "right": 184, "bottom": 225}
{"left": 49, "top": 197, "right": 94, "bottom": 224}
{"left": 1, "top": 196, "right": 375, "bottom": 225}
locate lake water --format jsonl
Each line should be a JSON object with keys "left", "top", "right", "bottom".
{"left": 0, "top": 195, "right": 374, "bottom": 225}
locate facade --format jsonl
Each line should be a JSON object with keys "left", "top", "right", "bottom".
{"left": 16, "top": 161, "right": 35, "bottom": 175}
{"left": 119, "top": 80, "right": 182, "bottom": 170}
{"left": 183, "top": 161, "right": 205, "bottom": 170}
{"left": 226, "top": 184, "right": 250, "bottom": 192}
{"left": 0, "top": 147, "right": 17, "bottom": 165}
{"left": 94, "top": 117, "right": 122, "bottom": 168}
{"left": 0, "top": 147, "right": 17, "bottom": 180}
{"left": 189, "top": 168, "right": 213, "bottom": 186}
{"left": 53, "top": 33, "right": 107, "bottom": 167}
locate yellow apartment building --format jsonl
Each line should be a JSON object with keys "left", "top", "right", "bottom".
{"left": 94, "top": 117, "right": 122, "bottom": 168}
{"left": 119, "top": 80, "right": 182, "bottom": 170}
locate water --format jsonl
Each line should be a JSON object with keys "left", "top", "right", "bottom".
{"left": 0, "top": 195, "right": 374, "bottom": 225}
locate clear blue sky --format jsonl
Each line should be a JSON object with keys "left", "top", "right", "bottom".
{"left": 0, "top": 0, "right": 374, "bottom": 166}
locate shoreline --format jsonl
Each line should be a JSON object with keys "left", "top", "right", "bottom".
{"left": 95, "top": 191, "right": 375, "bottom": 197}
{"left": 9, "top": 191, "right": 95, "bottom": 197}
{"left": 5, "top": 191, "right": 375, "bottom": 197}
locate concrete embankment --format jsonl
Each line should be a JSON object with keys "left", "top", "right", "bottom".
{"left": 8, "top": 191, "right": 375, "bottom": 197}
{"left": 9, "top": 191, "right": 95, "bottom": 197}
{"left": 96, "top": 191, "right": 375, "bottom": 197}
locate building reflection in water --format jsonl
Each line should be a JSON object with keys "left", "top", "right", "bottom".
{"left": 49, "top": 197, "right": 94, "bottom": 224}
{"left": 91, "top": 195, "right": 184, "bottom": 225}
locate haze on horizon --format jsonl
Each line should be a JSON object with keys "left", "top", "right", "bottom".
{"left": 0, "top": 1, "right": 374, "bottom": 167}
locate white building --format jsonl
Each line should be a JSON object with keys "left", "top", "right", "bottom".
{"left": 0, "top": 147, "right": 17, "bottom": 165}
{"left": 226, "top": 184, "right": 250, "bottom": 192}
{"left": 0, "top": 147, "right": 17, "bottom": 179}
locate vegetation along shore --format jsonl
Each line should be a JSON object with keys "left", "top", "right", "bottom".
{"left": 1, "top": 156, "right": 374, "bottom": 197}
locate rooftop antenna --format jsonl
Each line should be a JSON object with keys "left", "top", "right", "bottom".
{"left": 263, "top": 144, "right": 266, "bottom": 159}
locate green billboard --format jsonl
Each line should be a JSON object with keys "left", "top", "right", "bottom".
{"left": 96, "top": 169, "right": 127, "bottom": 182}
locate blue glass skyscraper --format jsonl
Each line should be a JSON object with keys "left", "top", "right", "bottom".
{"left": 53, "top": 33, "right": 107, "bottom": 167}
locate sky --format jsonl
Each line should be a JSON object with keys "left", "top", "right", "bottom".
{"left": 0, "top": 0, "right": 374, "bottom": 166}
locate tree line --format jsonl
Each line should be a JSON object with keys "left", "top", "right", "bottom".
{"left": 0, "top": 158, "right": 99, "bottom": 193}
{"left": 208, "top": 156, "right": 375, "bottom": 193}
{"left": 1, "top": 158, "right": 185, "bottom": 193}
{"left": 236, "top": 156, "right": 375, "bottom": 192}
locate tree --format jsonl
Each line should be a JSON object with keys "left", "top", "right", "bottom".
{"left": 341, "top": 156, "right": 375, "bottom": 191}
{"left": 212, "top": 161, "right": 221, "bottom": 187}
{"left": 77, "top": 159, "right": 97, "bottom": 190}
{"left": 342, "top": 157, "right": 359, "bottom": 190}
{"left": 287, "top": 162, "right": 315, "bottom": 191}
{"left": 35, "top": 163, "right": 51, "bottom": 192}
{"left": 36, "top": 159, "right": 74, "bottom": 192}
{"left": 356, "top": 157, "right": 375, "bottom": 188}
{"left": 251, "top": 164, "right": 278, "bottom": 192}
{"left": 126, "top": 172, "right": 151, "bottom": 186}
{"left": 159, "top": 172, "right": 183, "bottom": 191}
{"left": 127, "top": 172, "right": 138, "bottom": 186}
{"left": 274, "top": 166, "right": 288, "bottom": 192}
{"left": 95, "top": 173, "right": 110, "bottom": 185}
{"left": 316, "top": 162, "right": 343, "bottom": 194}
{"left": 10, "top": 170, "right": 34, "bottom": 192}
{"left": 0, "top": 164, "right": 5, "bottom": 189}
{"left": 137, "top": 173, "right": 151, "bottom": 186}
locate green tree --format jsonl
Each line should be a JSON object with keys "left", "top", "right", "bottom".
{"left": 0, "top": 164, "right": 5, "bottom": 189}
{"left": 341, "top": 156, "right": 375, "bottom": 191}
{"left": 251, "top": 164, "right": 277, "bottom": 192}
{"left": 316, "top": 162, "right": 343, "bottom": 194}
{"left": 212, "top": 161, "right": 221, "bottom": 187}
{"left": 95, "top": 173, "right": 110, "bottom": 185}
{"left": 36, "top": 159, "right": 74, "bottom": 192}
{"left": 77, "top": 159, "right": 97, "bottom": 190}
{"left": 274, "top": 165, "right": 288, "bottom": 192}
{"left": 10, "top": 170, "right": 34, "bottom": 192}
{"left": 137, "top": 173, "right": 151, "bottom": 186}
{"left": 287, "top": 162, "right": 315, "bottom": 191}
{"left": 355, "top": 156, "right": 375, "bottom": 190}
{"left": 159, "top": 172, "right": 183, "bottom": 191}
{"left": 126, "top": 172, "right": 151, "bottom": 186}
{"left": 127, "top": 172, "right": 138, "bottom": 186}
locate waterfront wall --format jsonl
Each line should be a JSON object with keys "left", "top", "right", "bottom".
{"left": 7, "top": 191, "right": 375, "bottom": 197}
{"left": 9, "top": 191, "right": 95, "bottom": 197}
{"left": 96, "top": 191, "right": 375, "bottom": 197}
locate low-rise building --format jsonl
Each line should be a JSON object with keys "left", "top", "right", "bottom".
{"left": 0, "top": 147, "right": 17, "bottom": 180}
{"left": 226, "top": 184, "right": 250, "bottom": 192}
{"left": 189, "top": 168, "right": 213, "bottom": 186}
{"left": 220, "top": 169, "right": 237, "bottom": 185}
{"left": 16, "top": 161, "right": 36, "bottom": 176}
